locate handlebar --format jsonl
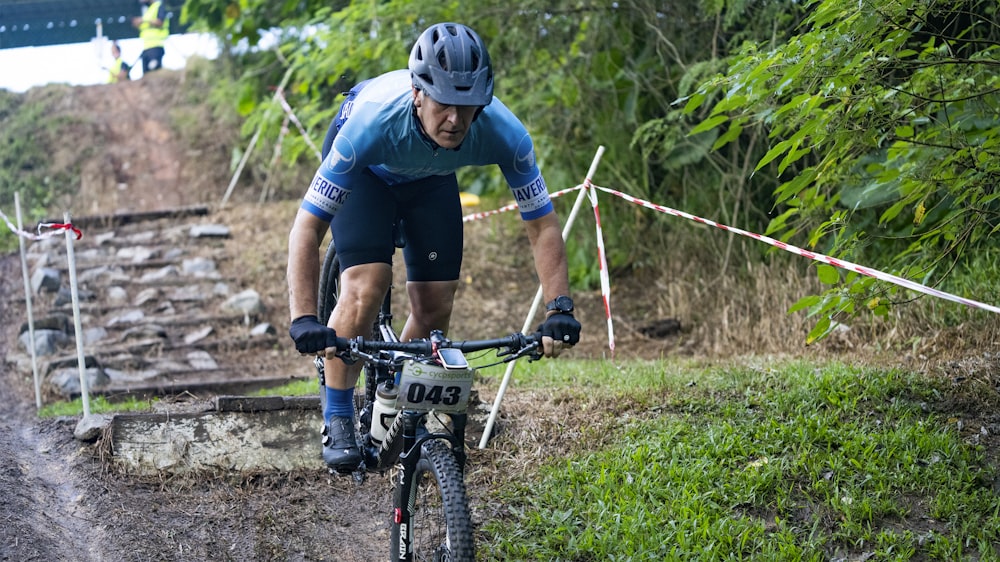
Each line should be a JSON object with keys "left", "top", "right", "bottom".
{"left": 333, "top": 331, "right": 542, "bottom": 363}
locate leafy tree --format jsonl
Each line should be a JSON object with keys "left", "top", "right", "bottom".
{"left": 683, "top": 0, "right": 1000, "bottom": 340}
{"left": 178, "top": 0, "right": 833, "bottom": 289}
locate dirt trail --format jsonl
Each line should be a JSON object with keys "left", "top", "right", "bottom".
{"left": 0, "top": 255, "right": 96, "bottom": 562}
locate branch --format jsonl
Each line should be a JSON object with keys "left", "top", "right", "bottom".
{"left": 885, "top": 136, "right": 960, "bottom": 151}
{"left": 886, "top": 84, "right": 1000, "bottom": 104}
{"left": 896, "top": 57, "right": 1000, "bottom": 68}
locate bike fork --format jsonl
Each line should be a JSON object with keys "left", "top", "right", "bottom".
{"left": 392, "top": 411, "right": 423, "bottom": 562}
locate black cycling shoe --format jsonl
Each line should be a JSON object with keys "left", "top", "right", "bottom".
{"left": 321, "top": 416, "right": 362, "bottom": 473}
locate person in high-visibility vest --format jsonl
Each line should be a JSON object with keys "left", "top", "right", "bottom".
{"left": 131, "top": 0, "right": 169, "bottom": 75}
{"left": 107, "top": 41, "right": 131, "bottom": 83}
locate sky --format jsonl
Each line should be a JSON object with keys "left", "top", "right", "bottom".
{"left": 0, "top": 33, "right": 220, "bottom": 92}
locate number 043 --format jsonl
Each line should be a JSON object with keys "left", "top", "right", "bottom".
{"left": 405, "top": 383, "right": 462, "bottom": 406}
{"left": 396, "top": 362, "right": 474, "bottom": 413}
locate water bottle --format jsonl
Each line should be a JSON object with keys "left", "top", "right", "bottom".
{"left": 369, "top": 381, "right": 399, "bottom": 446}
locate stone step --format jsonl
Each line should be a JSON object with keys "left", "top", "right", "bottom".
{"left": 46, "top": 205, "right": 211, "bottom": 230}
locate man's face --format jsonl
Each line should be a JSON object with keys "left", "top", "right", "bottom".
{"left": 412, "top": 89, "right": 479, "bottom": 149}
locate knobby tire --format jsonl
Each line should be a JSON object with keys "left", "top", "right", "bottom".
{"left": 392, "top": 439, "right": 474, "bottom": 562}
{"left": 316, "top": 242, "right": 340, "bottom": 412}
{"left": 317, "top": 241, "right": 340, "bottom": 325}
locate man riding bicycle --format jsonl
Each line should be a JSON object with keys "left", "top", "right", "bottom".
{"left": 286, "top": 22, "right": 581, "bottom": 473}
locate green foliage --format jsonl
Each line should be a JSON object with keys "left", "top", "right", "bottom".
{"left": 684, "top": 0, "right": 1000, "bottom": 335}
{"left": 180, "top": 0, "right": 999, "bottom": 325}
{"left": 0, "top": 87, "right": 94, "bottom": 253}
{"left": 181, "top": 1, "right": 811, "bottom": 286}
{"left": 180, "top": 0, "right": 350, "bottom": 45}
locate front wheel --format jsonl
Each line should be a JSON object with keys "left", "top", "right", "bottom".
{"left": 317, "top": 241, "right": 340, "bottom": 325}
{"left": 316, "top": 241, "right": 340, "bottom": 412}
{"left": 391, "top": 439, "right": 474, "bottom": 562}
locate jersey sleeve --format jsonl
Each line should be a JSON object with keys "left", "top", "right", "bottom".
{"left": 300, "top": 108, "right": 381, "bottom": 222}
{"left": 488, "top": 103, "right": 554, "bottom": 221}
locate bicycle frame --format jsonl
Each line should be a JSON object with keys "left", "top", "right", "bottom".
{"left": 359, "top": 289, "right": 469, "bottom": 474}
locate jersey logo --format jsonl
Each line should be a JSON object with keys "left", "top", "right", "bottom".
{"left": 513, "top": 134, "right": 536, "bottom": 175}
{"left": 511, "top": 174, "right": 549, "bottom": 213}
{"left": 326, "top": 135, "right": 357, "bottom": 175}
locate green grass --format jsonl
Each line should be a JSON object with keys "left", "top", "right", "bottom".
{"left": 250, "top": 378, "right": 317, "bottom": 397}
{"left": 39, "top": 395, "right": 160, "bottom": 417}
{"left": 479, "top": 360, "right": 1000, "bottom": 561}
{"left": 37, "top": 378, "right": 318, "bottom": 418}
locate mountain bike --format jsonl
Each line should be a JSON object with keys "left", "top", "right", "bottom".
{"left": 315, "top": 238, "right": 542, "bottom": 562}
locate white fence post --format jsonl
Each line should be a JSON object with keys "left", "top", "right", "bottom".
{"left": 478, "top": 145, "right": 606, "bottom": 449}
{"left": 15, "top": 192, "right": 43, "bottom": 410}
{"left": 63, "top": 212, "right": 92, "bottom": 417}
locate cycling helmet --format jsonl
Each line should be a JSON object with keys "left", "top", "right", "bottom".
{"left": 409, "top": 22, "right": 494, "bottom": 107}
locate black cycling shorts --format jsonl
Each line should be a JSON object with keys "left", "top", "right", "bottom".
{"left": 330, "top": 170, "right": 463, "bottom": 282}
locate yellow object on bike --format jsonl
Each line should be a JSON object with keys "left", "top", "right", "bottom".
{"left": 459, "top": 192, "right": 480, "bottom": 207}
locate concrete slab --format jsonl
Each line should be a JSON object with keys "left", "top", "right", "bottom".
{"left": 109, "top": 395, "right": 321, "bottom": 475}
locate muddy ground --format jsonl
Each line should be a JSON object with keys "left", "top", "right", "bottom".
{"left": 2, "top": 71, "right": 999, "bottom": 562}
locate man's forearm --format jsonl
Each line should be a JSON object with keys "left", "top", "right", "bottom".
{"left": 527, "top": 213, "right": 570, "bottom": 300}
{"left": 287, "top": 222, "right": 323, "bottom": 321}
{"left": 287, "top": 260, "right": 320, "bottom": 321}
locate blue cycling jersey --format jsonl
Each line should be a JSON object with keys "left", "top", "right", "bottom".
{"left": 302, "top": 69, "right": 553, "bottom": 222}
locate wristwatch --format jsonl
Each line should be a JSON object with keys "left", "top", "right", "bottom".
{"left": 545, "top": 295, "right": 575, "bottom": 315}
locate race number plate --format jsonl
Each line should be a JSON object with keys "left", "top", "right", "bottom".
{"left": 396, "top": 360, "right": 475, "bottom": 413}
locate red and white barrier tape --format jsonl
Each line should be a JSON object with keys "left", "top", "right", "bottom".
{"left": 1, "top": 208, "right": 82, "bottom": 240}
{"left": 462, "top": 184, "right": 618, "bottom": 351}
{"left": 589, "top": 184, "right": 1000, "bottom": 315}
{"left": 585, "top": 180, "right": 615, "bottom": 353}
{"left": 462, "top": 181, "right": 1000, "bottom": 348}
{"left": 461, "top": 185, "right": 582, "bottom": 222}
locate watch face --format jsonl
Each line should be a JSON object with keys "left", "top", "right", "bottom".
{"left": 553, "top": 295, "right": 574, "bottom": 312}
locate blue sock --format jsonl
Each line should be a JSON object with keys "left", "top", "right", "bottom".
{"left": 324, "top": 386, "right": 355, "bottom": 423}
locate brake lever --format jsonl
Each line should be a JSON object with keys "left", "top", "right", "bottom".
{"left": 334, "top": 350, "right": 357, "bottom": 366}
{"left": 499, "top": 340, "right": 542, "bottom": 363}
{"left": 331, "top": 337, "right": 357, "bottom": 365}
{"left": 525, "top": 332, "right": 544, "bottom": 361}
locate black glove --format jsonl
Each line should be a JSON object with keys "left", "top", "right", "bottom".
{"left": 537, "top": 312, "right": 581, "bottom": 346}
{"left": 289, "top": 315, "right": 338, "bottom": 353}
